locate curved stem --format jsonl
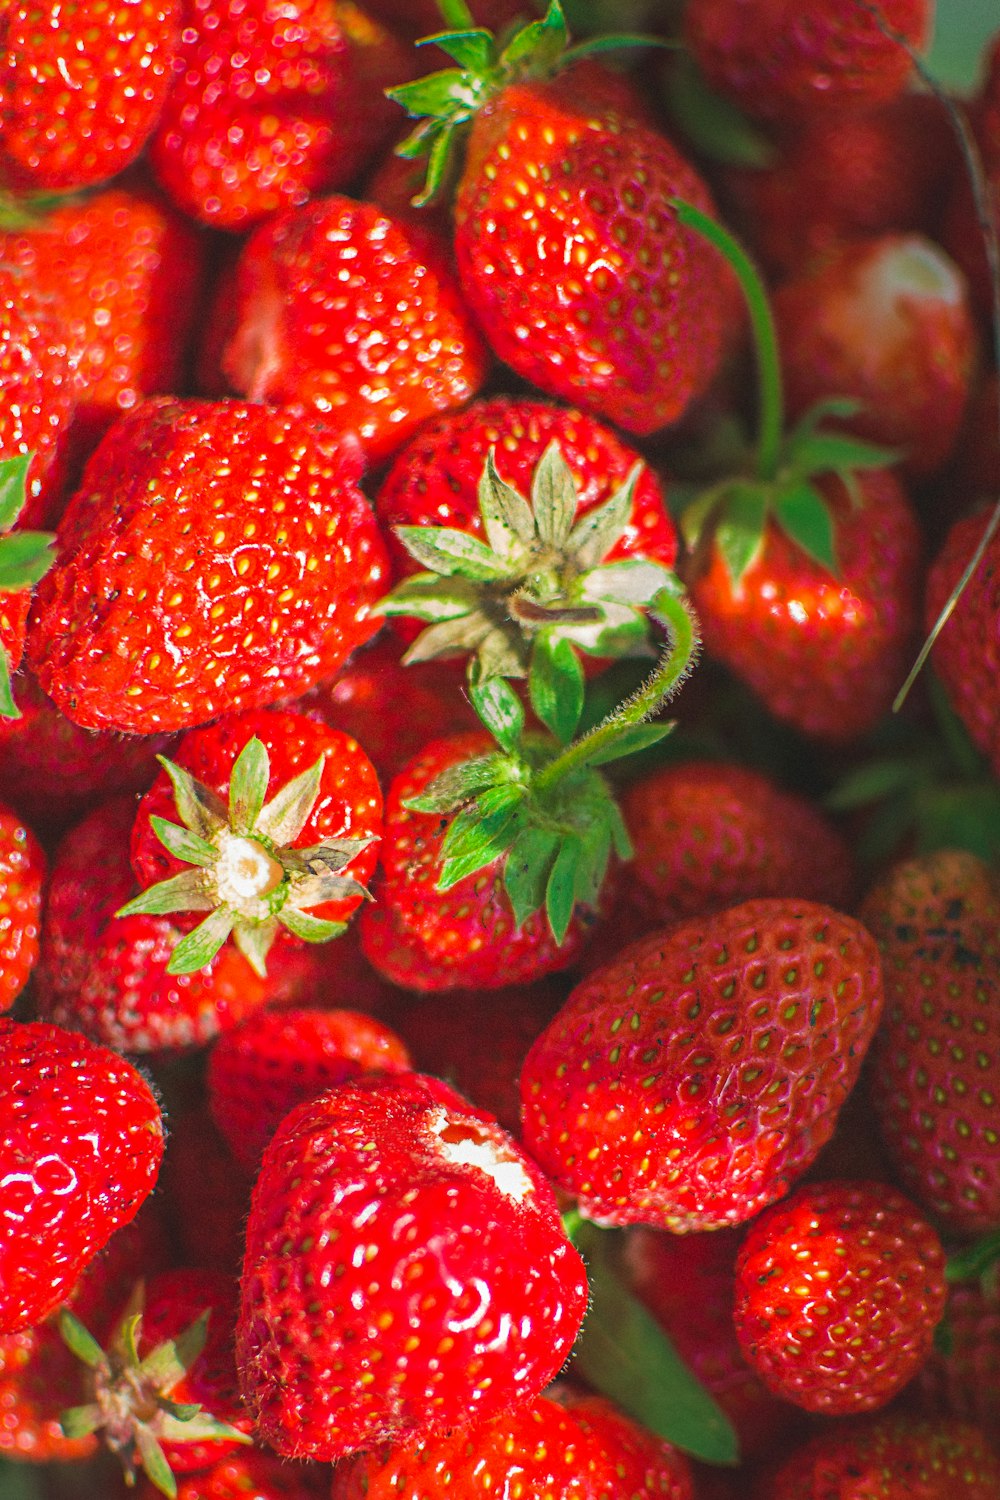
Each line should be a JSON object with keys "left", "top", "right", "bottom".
{"left": 533, "top": 586, "right": 700, "bottom": 795}
{"left": 671, "top": 197, "right": 784, "bottom": 483}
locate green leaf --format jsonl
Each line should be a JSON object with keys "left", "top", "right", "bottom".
{"left": 149, "top": 815, "right": 219, "bottom": 869}
{"left": 715, "top": 484, "right": 768, "bottom": 587}
{"left": 479, "top": 450, "right": 536, "bottom": 561}
{"left": 116, "top": 869, "right": 216, "bottom": 920}
{"left": 500, "top": 1, "right": 568, "bottom": 73}
{"left": 402, "top": 611, "right": 493, "bottom": 666}
{"left": 167, "top": 907, "right": 235, "bottom": 975}
{"left": 567, "top": 465, "right": 640, "bottom": 569}
{"left": 157, "top": 756, "right": 227, "bottom": 841}
{"left": 579, "top": 558, "right": 674, "bottom": 608}
{"left": 394, "top": 524, "right": 513, "bottom": 581}
{"left": 469, "top": 675, "right": 525, "bottom": 753}
{"left": 229, "top": 736, "right": 270, "bottom": 835}
{"left": 679, "top": 481, "right": 729, "bottom": 551}
{"left": 825, "top": 757, "right": 925, "bottom": 812}
{"left": 438, "top": 787, "right": 525, "bottom": 887}
{"left": 405, "top": 753, "right": 510, "bottom": 813}
{"left": 788, "top": 427, "right": 897, "bottom": 478}
{"left": 576, "top": 722, "right": 673, "bottom": 768}
{"left": 387, "top": 68, "right": 475, "bottom": 121}
{"left": 376, "top": 571, "right": 479, "bottom": 621}
{"left": 277, "top": 908, "right": 348, "bottom": 944}
{"left": 663, "top": 52, "right": 775, "bottom": 168}
{"left": 573, "top": 812, "right": 613, "bottom": 908}
{"left": 0, "top": 646, "right": 19, "bottom": 720}
{"left": 572, "top": 1223, "right": 740, "bottom": 1465}
{"left": 422, "top": 27, "right": 494, "bottom": 72}
{"left": 417, "top": 118, "right": 461, "bottom": 205}
{"left": 772, "top": 480, "right": 838, "bottom": 574}
{"left": 232, "top": 918, "right": 279, "bottom": 977}
{"left": 530, "top": 634, "right": 585, "bottom": 745}
{"left": 59, "top": 1311, "right": 107, "bottom": 1371}
{"left": 139, "top": 1312, "right": 209, "bottom": 1393}
{"left": 545, "top": 836, "right": 581, "bottom": 944}
{"left": 134, "top": 1423, "right": 177, "bottom": 1500}
{"left": 0, "top": 530, "right": 54, "bottom": 589}
{"left": 433, "top": 0, "right": 476, "bottom": 28}
{"left": 59, "top": 1403, "right": 103, "bottom": 1440}
{"left": 926, "top": 0, "right": 999, "bottom": 91}
{"left": 256, "top": 754, "right": 325, "bottom": 846}
{"left": 532, "top": 440, "right": 579, "bottom": 548}
{"left": 504, "top": 825, "right": 561, "bottom": 929}
{"left": 0, "top": 454, "right": 30, "bottom": 531}
{"left": 946, "top": 1227, "right": 1000, "bottom": 1284}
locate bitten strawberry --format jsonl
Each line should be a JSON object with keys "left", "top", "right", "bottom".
{"left": 27, "top": 399, "right": 390, "bottom": 734}
{"left": 734, "top": 1180, "right": 946, "bottom": 1415}
{"left": 520, "top": 898, "right": 884, "bottom": 1230}
{"left": 237, "top": 1071, "right": 588, "bottom": 1461}
{"left": 0, "top": 1020, "right": 164, "bottom": 1333}
{"left": 0, "top": 800, "right": 44, "bottom": 1011}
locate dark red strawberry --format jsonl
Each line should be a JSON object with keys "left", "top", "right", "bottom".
{"left": 925, "top": 512, "right": 1000, "bottom": 781}
{"left": 0, "top": 800, "right": 45, "bottom": 1011}
{"left": 759, "top": 1415, "right": 1000, "bottom": 1499}
{"left": 237, "top": 1071, "right": 588, "bottom": 1461}
{"left": 0, "top": 270, "right": 78, "bottom": 528}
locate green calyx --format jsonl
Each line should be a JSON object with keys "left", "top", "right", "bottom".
{"left": 0, "top": 452, "right": 56, "bottom": 719}
{"left": 116, "top": 736, "right": 373, "bottom": 978}
{"left": 378, "top": 441, "right": 675, "bottom": 686}
{"left": 60, "top": 1283, "right": 251, "bottom": 1500}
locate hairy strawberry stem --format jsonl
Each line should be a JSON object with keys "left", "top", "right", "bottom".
{"left": 671, "top": 198, "right": 783, "bottom": 483}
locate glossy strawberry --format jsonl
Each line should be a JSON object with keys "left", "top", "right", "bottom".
{"left": 520, "top": 898, "right": 884, "bottom": 1230}
{"left": 237, "top": 1071, "right": 588, "bottom": 1461}
{"left": 925, "top": 512, "right": 1000, "bottom": 781}
{"left": 160, "top": 1104, "right": 252, "bottom": 1277}
{"left": 27, "top": 399, "right": 390, "bottom": 735}
{"left": 135, "top": 1450, "right": 322, "bottom": 1500}
{"left": 221, "top": 195, "right": 488, "bottom": 465}
{"left": 0, "top": 271, "right": 78, "bottom": 528}
{"left": 0, "top": 1019, "right": 164, "bottom": 1333}
{"left": 734, "top": 1180, "right": 946, "bottom": 1415}
{"left": 760, "top": 1415, "right": 1000, "bottom": 1500}
{"left": 0, "top": 801, "right": 44, "bottom": 1011}
{"left": 917, "top": 1273, "right": 1000, "bottom": 1448}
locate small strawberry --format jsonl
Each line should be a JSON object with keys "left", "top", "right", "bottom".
{"left": 925, "top": 512, "right": 1000, "bottom": 781}
{"left": 237, "top": 1071, "right": 588, "bottom": 1461}
{"left": 0, "top": 1019, "right": 164, "bottom": 1333}
{"left": 221, "top": 194, "right": 488, "bottom": 465}
{"left": 734, "top": 1179, "right": 946, "bottom": 1415}
{"left": 122, "top": 709, "right": 382, "bottom": 977}
{"left": 0, "top": 800, "right": 45, "bottom": 1011}
{"left": 206, "top": 1006, "right": 412, "bottom": 1171}
{"left": 520, "top": 898, "right": 884, "bottom": 1230}
{"left": 0, "top": 0, "right": 181, "bottom": 192}
{"left": 27, "top": 398, "right": 390, "bottom": 735}
{"left": 760, "top": 1415, "right": 1000, "bottom": 1500}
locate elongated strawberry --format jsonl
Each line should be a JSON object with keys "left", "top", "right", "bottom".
{"left": 0, "top": 1020, "right": 164, "bottom": 1333}
{"left": 237, "top": 1071, "right": 588, "bottom": 1461}
{"left": 520, "top": 898, "right": 884, "bottom": 1230}
{"left": 27, "top": 399, "right": 390, "bottom": 735}
{"left": 0, "top": 800, "right": 44, "bottom": 1011}
{"left": 925, "top": 512, "right": 1000, "bottom": 781}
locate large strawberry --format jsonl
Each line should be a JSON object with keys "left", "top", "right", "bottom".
{"left": 520, "top": 898, "right": 884, "bottom": 1230}
{"left": 27, "top": 398, "right": 390, "bottom": 735}
{"left": 0, "top": 1020, "right": 164, "bottom": 1333}
{"left": 237, "top": 1071, "right": 588, "bottom": 1461}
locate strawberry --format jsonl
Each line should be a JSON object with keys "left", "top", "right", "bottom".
{"left": 148, "top": 0, "right": 411, "bottom": 230}
{"left": 27, "top": 398, "right": 390, "bottom": 735}
{"left": 859, "top": 849, "right": 1000, "bottom": 1234}
{"left": 917, "top": 1272, "right": 1000, "bottom": 1448}
{"left": 159, "top": 1104, "right": 252, "bottom": 1276}
{"left": 135, "top": 1450, "right": 323, "bottom": 1500}
{"left": 683, "top": 0, "right": 932, "bottom": 125}
{"left": 221, "top": 195, "right": 488, "bottom": 465}
{"left": 925, "top": 512, "right": 1000, "bottom": 781}
{"left": 236, "top": 1070, "right": 588, "bottom": 1461}
{"left": 35, "top": 797, "right": 273, "bottom": 1052}
{"left": 123, "top": 708, "right": 383, "bottom": 977}
{"left": 520, "top": 898, "right": 885, "bottom": 1230}
{"left": 0, "top": 270, "right": 78, "bottom": 528}
{"left": 734, "top": 1179, "right": 946, "bottom": 1415}
{"left": 0, "top": 1019, "right": 164, "bottom": 1333}
{"left": 0, "top": 800, "right": 45, "bottom": 1011}
{"left": 0, "top": 0, "right": 181, "bottom": 192}
{"left": 773, "top": 233, "right": 978, "bottom": 477}
{"left": 206, "top": 1006, "right": 412, "bottom": 1171}
{"left": 389, "top": 7, "right": 739, "bottom": 437}
{"left": 760, "top": 1415, "right": 1000, "bottom": 1500}
{"left": 331, "top": 1390, "right": 696, "bottom": 1499}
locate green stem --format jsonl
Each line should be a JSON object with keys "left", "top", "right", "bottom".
{"left": 671, "top": 198, "right": 784, "bottom": 483}
{"left": 534, "top": 585, "right": 699, "bottom": 795}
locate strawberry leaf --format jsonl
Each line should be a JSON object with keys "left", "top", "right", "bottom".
{"left": 545, "top": 835, "right": 581, "bottom": 944}
{"left": 579, "top": 558, "right": 675, "bottom": 607}
{"left": 715, "top": 484, "right": 768, "bottom": 587}
{"left": 469, "top": 675, "right": 525, "bottom": 752}
{"left": 59, "top": 1311, "right": 108, "bottom": 1372}
{"left": 499, "top": 1, "right": 568, "bottom": 72}
{"left": 422, "top": 28, "right": 494, "bottom": 72}
{"left": 663, "top": 53, "right": 774, "bottom": 168}
{"left": 575, "top": 722, "right": 673, "bottom": 768}
{"left": 0, "top": 454, "right": 30, "bottom": 531}
{"left": 946, "top": 1227, "right": 1000, "bottom": 1284}
{"left": 278, "top": 908, "right": 348, "bottom": 944}
{"left": 138, "top": 1312, "right": 209, "bottom": 1393}
{"left": 116, "top": 870, "right": 216, "bottom": 920}
{"left": 405, "top": 753, "right": 512, "bottom": 814}
{"left": 438, "top": 785, "right": 526, "bottom": 887}
{"left": 394, "top": 524, "right": 513, "bottom": 581}
{"left": 167, "top": 908, "right": 235, "bottom": 975}
{"left": 787, "top": 426, "right": 897, "bottom": 478}
{"left": 232, "top": 919, "right": 279, "bottom": 977}
{"left": 0, "top": 530, "right": 54, "bottom": 589}
{"left": 377, "top": 572, "right": 479, "bottom": 621}
{"left": 402, "top": 612, "right": 494, "bottom": 666}
{"left": 567, "top": 466, "right": 640, "bottom": 569}
{"left": 504, "top": 825, "right": 561, "bottom": 929}
{"left": 133, "top": 1424, "right": 177, "bottom": 1500}
{"left": 157, "top": 757, "right": 227, "bottom": 841}
{"left": 530, "top": 634, "right": 585, "bottom": 744}
{"left": 228, "top": 736, "right": 269, "bottom": 835}
{"left": 772, "top": 479, "right": 838, "bottom": 574}
{"left": 0, "top": 647, "right": 19, "bottom": 721}
{"left": 531, "top": 440, "right": 579, "bottom": 548}
{"left": 255, "top": 754, "right": 325, "bottom": 845}
{"left": 479, "top": 450, "right": 536, "bottom": 560}
{"left": 149, "top": 816, "right": 219, "bottom": 869}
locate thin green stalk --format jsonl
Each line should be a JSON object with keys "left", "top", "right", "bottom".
{"left": 534, "top": 586, "right": 699, "bottom": 795}
{"left": 671, "top": 197, "right": 784, "bottom": 483}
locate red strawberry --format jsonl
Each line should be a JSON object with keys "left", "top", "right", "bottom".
{"left": 237, "top": 1071, "right": 588, "bottom": 1461}
{"left": 221, "top": 195, "right": 488, "bottom": 465}
{"left": 860, "top": 849, "right": 1000, "bottom": 1234}
{"left": 27, "top": 398, "right": 390, "bottom": 735}
{"left": 0, "top": 270, "right": 78, "bottom": 527}
{"left": 760, "top": 1415, "right": 1000, "bottom": 1500}
{"left": 734, "top": 1179, "right": 946, "bottom": 1415}
{"left": 136, "top": 1450, "right": 323, "bottom": 1500}
{"left": 0, "top": 801, "right": 45, "bottom": 1011}
{"left": 0, "top": 0, "right": 181, "bottom": 192}
{"left": 207, "top": 1006, "right": 412, "bottom": 1171}
{"left": 520, "top": 898, "right": 884, "bottom": 1230}
{"left": 0, "top": 1019, "right": 164, "bottom": 1333}
{"left": 149, "top": 0, "right": 411, "bottom": 230}
{"left": 125, "top": 708, "right": 383, "bottom": 977}
{"left": 331, "top": 1389, "right": 695, "bottom": 1499}
{"left": 925, "top": 512, "right": 1000, "bottom": 781}
{"left": 683, "top": 0, "right": 932, "bottom": 125}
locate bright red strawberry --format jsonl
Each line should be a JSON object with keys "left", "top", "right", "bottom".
{"left": 684, "top": 0, "right": 932, "bottom": 125}
{"left": 331, "top": 1389, "right": 695, "bottom": 1499}
{"left": 760, "top": 1415, "right": 1000, "bottom": 1500}
{"left": 0, "top": 270, "right": 78, "bottom": 528}
{"left": 0, "top": 801, "right": 44, "bottom": 1011}
{"left": 359, "top": 732, "right": 609, "bottom": 992}
{"left": 27, "top": 398, "right": 390, "bottom": 735}
{"left": 221, "top": 195, "right": 488, "bottom": 465}
{"left": 136, "top": 1449, "right": 322, "bottom": 1500}
{"left": 0, "top": 1019, "right": 164, "bottom": 1333}
{"left": 0, "top": 0, "right": 181, "bottom": 192}
{"left": 860, "top": 849, "right": 1000, "bottom": 1233}
{"left": 0, "top": 453, "right": 55, "bottom": 715}
{"left": 35, "top": 797, "right": 273, "bottom": 1052}
{"left": 237, "top": 1071, "right": 588, "bottom": 1461}
{"left": 925, "top": 511, "right": 1000, "bottom": 781}
{"left": 149, "top": 0, "right": 410, "bottom": 230}
{"left": 207, "top": 1006, "right": 412, "bottom": 1171}
{"left": 125, "top": 708, "right": 383, "bottom": 977}
{"left": 734, "top": 1179, "right": 946, "bottom": 1415}
{"left": 520, "top": 898, "right": 884, "bottom": 1231}
{"left": 773, "top": 234, "right": 978, "bottom": 477}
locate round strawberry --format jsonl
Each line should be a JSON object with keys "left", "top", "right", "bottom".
{"left": 734, "top": 1180, "right": 946, "bottom": 1415}
{"left": 762, "top": 1415, "right": 1000, "bottom": 1499}
{"left": 237, "top": 1071, "right": 588, "bottom": 1461}
{"left": 925, "top": 511, "right": 1000, "bottom": 782}
{"left": 0, "top": 801, "right": 45, "bottom": 1011}
{"left": 0, "top": 1019, "right": 164, "bottom": 1333}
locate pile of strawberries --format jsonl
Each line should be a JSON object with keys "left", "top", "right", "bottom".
{"left": 3, "top": 0, "right": 1000, "bottom": 1495}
